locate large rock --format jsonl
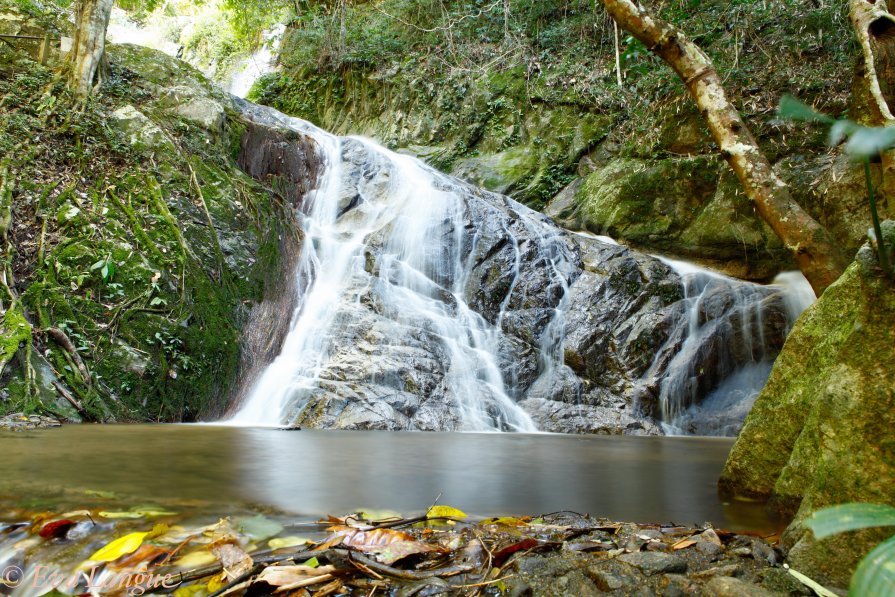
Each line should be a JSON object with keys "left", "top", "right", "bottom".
{"left": 545, "top": 156, "right": 790, "bottom": 281}
{"left": 719, "top": 227, "right": 895, "bottom": 588}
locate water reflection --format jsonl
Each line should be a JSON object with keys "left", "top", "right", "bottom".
{"left": 0, "top": 426, "right": 777, "bottom": 531}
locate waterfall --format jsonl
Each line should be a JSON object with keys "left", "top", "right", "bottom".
{"left": 653, "top": 258, "right": 815, "bottom": 435}
{"left": 226, "top": 111, "right": 582, "bottom": 431}
{"left": 226, "top": 25, "right": 285, "bottom": 98}
{"left": 221, "top": 102, "right": 816, "bottom": 436}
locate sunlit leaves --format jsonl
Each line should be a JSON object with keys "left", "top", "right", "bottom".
{"left": 426, "top": 505, "right": 466, "bottom": 520}
{"left": 89, "top": 531, "right": 150, "bottom": 562}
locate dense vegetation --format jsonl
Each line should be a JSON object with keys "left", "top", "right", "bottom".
{"left": 0, "top": 6, "right": 295, "bottom": 421}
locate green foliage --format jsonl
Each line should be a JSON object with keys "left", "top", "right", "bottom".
{"left": 779, "top": 96, "right": 893, "bottom": 276}
{"left": 807, "top": 504, "right": 895, "bottom": 595}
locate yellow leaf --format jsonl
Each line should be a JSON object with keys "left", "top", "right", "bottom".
{"left": 89, "top": 531, "right": 148, "bottom": 562}
{"left": 268, "top": 536, "right": 310, "bottom": 550}
{"left": 481, "top": 517, "right": 527, "bottom": 527}
{"left": 173, "top": 584, "right": 208, "bottom": 597}
{"left": 147, "top": 523, "right": 169, "bottom": 540}
{"left": 173, "top": 550, "right": 217, "bottom": 568}
{"left": 207, "top": 572, "right": 227, "bottom": 594}
{"left": 426, "top": 505, "right": 467, "bottom": 520}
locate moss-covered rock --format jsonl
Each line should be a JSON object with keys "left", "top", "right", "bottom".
{"left": 719, "top": 225, "right": 895, "bottom": 587}
{"left": 0, "top": 15, "right": 299, "bottom": 423}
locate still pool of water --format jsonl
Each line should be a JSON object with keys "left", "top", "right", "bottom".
{"left": 0, "top": 426, "right": 777, "bottom": 532}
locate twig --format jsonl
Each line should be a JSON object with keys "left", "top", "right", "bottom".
{"left": 46, "top": 327, "right": 91, "bottom": 384}
{"left": 344, "top": 551, "right": 476, "bottom": 581}
{"left": 51, "top": 380, "right": 88, "bottom": 418}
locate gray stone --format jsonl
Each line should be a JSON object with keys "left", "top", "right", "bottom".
{"left": 110, "top": 105, "right": 174, "bottom": 154}
{"left": 618, "top": 551, "right": 688, "bottom": 576}
{"left": 702, "top": 576, "right": 777, "bottom": 597}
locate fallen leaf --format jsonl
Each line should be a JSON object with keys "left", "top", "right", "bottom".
{"left": 481, "top": 517, "right": 528, "bottom": 527}
{"left": 672, "top": 539, "right": 698, "bottom": 550}
{"left": 327, "top": 526, "right": 414, "bottom": 549}
{"left": 235, "top": 515, "right": 283, "bottom": 541}
{"left": 89, "top": 531, "right": 149, "bottom": 562}
{"left": 38, "top": 519, "right": 77, "bottom": 539}
{"left": 212, "top": 543, "right": 253, "bottom": 581}
{"left": 426, "top": 505, "right": 467, "bottom": 520}
{"left": 493, "top": 538, "right": 539, "bottom": 566}
{"left": 324, "top": 527, "right": 442, "bottom": 564}
{"left": 254, "top": 565, "right": 336, "bottom": 592}
{"left": 269, "top": 536, "right": 310, "bottom": 550}
{"left": 99, "top": 511, "right": 144, "bottom": 520}
{"left": 373, "top": 540, "right": 440, "bottom": 565}
{"left": 173, "top": 550, "right": 217, "bottom": 568}
{"left": 108, "top": 544, "right": 170, "bottom": 571}
{"left": 172, "top": 584, "right": 208, "bottom": 597}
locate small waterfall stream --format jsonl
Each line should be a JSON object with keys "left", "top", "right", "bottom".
{"left": 652, "top": 259, "right": 815, "bottom": 435}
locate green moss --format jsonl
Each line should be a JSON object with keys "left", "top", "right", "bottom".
{"left": 1, "top": 35, "right": 296, "bottom": 423}
{"left": 720, "top": 255, "right": 895, "bottom": 586}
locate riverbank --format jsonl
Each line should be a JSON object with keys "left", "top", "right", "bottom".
{"left": 1, "top": 506, "right": 811, "bottom": 596}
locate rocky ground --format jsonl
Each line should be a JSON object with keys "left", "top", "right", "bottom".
{"left": 0, "top": 504, "right": 825, "bottom": 597}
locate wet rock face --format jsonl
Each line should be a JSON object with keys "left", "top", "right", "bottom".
{"left": 237, "top": 120, "right": 322, "bottom": 208}
{"left": 231, "top": 104, "right": 793, "bottom": 434}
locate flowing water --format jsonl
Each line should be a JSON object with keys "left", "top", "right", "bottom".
{"left": 654, "top": 259, "right": 815, "bottom": 435}
{"left": 226, "top": 114, "right": 573, "bottom": 431}
{"left": 226, "top": 25, "right": 285, "bottom": 98}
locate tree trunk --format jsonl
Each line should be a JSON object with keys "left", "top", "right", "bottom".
{"left": 851, "top": 0, "right": 895, "bottom": 211}
{"left": 67, "top": 0, "right": 114, "bottom": 98}
{"left": 600, "top": 0, "right": 849, "bottom": 295}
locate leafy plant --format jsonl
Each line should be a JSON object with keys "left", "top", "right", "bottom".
{"left": 90, "top": 256, "right": 116, "bottom": 284}
{"left": 806, "top": 503, "right": 895, "bottom": 595}
{"left": 779, "top": 96, "right": 893, "bottom": 276}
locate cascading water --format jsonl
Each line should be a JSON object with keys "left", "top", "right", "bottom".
{"left": 226, "top": 25, "right": 285, "bottom": 98}
{"left": 652, "top": 258, "right": 815, "bottom": 435}
{"left": 227, "top": 110, "right": 579, "bottom": 431}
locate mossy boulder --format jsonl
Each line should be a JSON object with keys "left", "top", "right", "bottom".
{"left": 719, "top": 225, "right": 895, "bottom": 587}
{"left": 546, "top": 156, "right": 790, "bottom": 280}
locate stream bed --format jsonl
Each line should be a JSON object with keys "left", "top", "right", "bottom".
{"left": 0, "top": 426, "right": 778, "bottom": 533}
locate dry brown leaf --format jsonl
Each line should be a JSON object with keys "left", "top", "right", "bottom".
{"left": 672, "top": 539, "right": 698, "bottom": 551}
{"left": 698, "top": 529, "right": 723, "bottom": 546}
{"left": 212, "top": 543, "right": 253, "bottom": 580}
{"left": 107, "top": 544, "right": 171, "bottom": 571}
{"left": 255, "top": 565, "right": 337, "bottom": 593}
{"left": 326, "top": 526, "right": 414, "bottom": 549}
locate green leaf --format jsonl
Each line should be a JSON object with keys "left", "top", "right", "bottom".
{"left": 828, "top": 119, "right": 859, "bottom": 147}
{"left": 852, "top": 534, "right": 895, "bottom": 596}
{"left": 844, "top": 126, "right": 895, "bottom": 158}
{"left": 807, "top": 503, "right": 895, "bottom": 539}
{"left": 90, "top": 260, "right": 105, "bottom": 271}
{"left": 778, "top": 95, "right": 835, "bottom": 125}
{"left": 235, "top": 514, "right": 283, "bottom": 541}
{"left": 301, "top": 557, "right": 319, "bottom": 568}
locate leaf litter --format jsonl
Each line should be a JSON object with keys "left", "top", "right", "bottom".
{"left": 0, "top": 500, "right": 817, "bottom": 596}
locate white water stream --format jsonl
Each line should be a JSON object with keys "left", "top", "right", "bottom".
{"left": 654, "top": 258, "right": 815, "bottom": 435}
{"left": 225, "top": 116, "right": 577, "bottom": 431}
